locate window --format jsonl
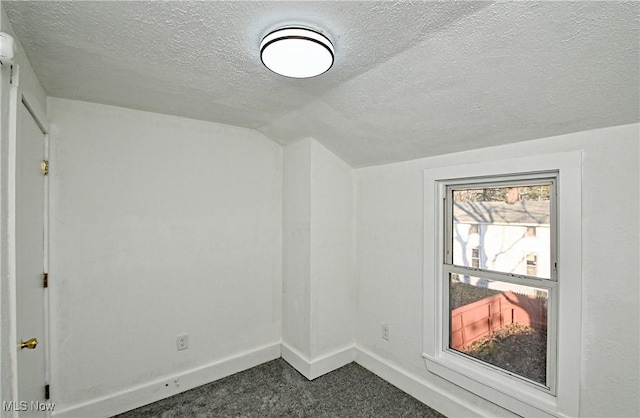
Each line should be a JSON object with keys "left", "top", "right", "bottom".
{"left": 526, "top": 254, "right": 538, "bottom": 276}
{"left": 422, "top": 151, "right": 582, "bottom": 417}
{"left": 470, "top": 247, "right": 480, "bottom": 268}
{"left": 446, "top": 178, "right": 555, "bottom": 389}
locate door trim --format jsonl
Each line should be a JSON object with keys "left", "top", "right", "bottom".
{"left": 20, "top": 97, "right": 48, "bottom": 136}
{"left": 21, "top": 94, "right": 52, "bottom": 409}
{"left": 5, "top": 59, "right": 50, "bottom": 412}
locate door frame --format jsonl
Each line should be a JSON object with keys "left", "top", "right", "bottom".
{"left": 3, "top": 61, "right": 50, "bottom": 414}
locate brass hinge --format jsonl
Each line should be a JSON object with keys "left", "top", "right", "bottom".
{"left": 45, "top": 384, "right": 50, "bottom": 400}
{"left": 41, "top": 160, "right": 49, "bottom": 176}
{"left": 43, "top": 273, "right": 48, "bottom": 288}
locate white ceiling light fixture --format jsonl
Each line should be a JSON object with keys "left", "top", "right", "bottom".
{"left": 0, "top": 32, "right": 16, "bottom": 65}
{"left": 260, "top": 27, "right": 334, "bottom": 79}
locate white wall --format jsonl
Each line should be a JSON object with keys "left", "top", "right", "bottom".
{"left": 355, "top": 124, "right": 639, "bottom": 417}
{"left": 47, "top": 98, "right": 283, "bottom": 416}
{"left": 309, "top": 140, "right": 354, "bottom": 359}
{"left": 0, "top": 4, "right": 48, "bottom": 414}
{"left": 282, "top": 139, "right": 311, "bottom": 357}
{"left": 282, "top": 138, "right": 354, "bottom": 377}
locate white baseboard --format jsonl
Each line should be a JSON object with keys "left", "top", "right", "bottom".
{"left": 281, "top": 343, "right": 355, "bottom": 380}
{"left": 52, "top": 343, "right": 494, "bottom": 418}
{"left": 52, "top": 342, "right": 281, "bottom": 418}
{"left": 309, "top": 346, "right": 355, "bottom": 380}
{"left": 355, "top": 345, "right": 495, "bottom": 418}
{"left": 281, "top": 343, "right": 311, "bottom": 378}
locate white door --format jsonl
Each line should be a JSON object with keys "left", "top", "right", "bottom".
{"left": 16, "top": 100, "right": 47, "bottom": 416}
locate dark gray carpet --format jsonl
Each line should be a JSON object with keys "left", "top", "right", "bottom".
{"left": 114, "top": 359, "right": 445, "bottom": 417}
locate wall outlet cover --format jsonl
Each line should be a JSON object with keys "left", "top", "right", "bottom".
{"left": 177, "top": 334, "right": 188, "bottom": 350}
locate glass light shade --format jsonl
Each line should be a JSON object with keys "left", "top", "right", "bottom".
{"left": 260, "top": 27, "right": 334, "bottom": 78}
{"left": 0, "top": 32, "right": 16, "bottom": 65}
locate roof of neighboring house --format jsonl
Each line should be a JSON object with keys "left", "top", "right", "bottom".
{"left": 453, "top": 201, "right": 550, "bottom": 225}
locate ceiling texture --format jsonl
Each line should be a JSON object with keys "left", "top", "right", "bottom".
{"left": 4, "top": 1, "right": 639, "bottom": 167}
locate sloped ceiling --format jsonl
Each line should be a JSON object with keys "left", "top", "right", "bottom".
{"left": 4, "top": 1, "right": 639, "bottom": 167}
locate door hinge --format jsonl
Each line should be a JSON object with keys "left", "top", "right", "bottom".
{"left": 41, "top": 160, "right": 49, "bottom": 176}
{"left": 43, "top": 273, "right": 48, "bottom": 288}
{"left": 9, "top": 64, "right": 20, "bottom": 86}
{"left": 45, "top": 384, "right": 50, "bottom": 400}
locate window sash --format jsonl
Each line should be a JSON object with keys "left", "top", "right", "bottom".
{"left": 441, "top": 174, "right": 558, "bottom": 393}
{"left": 444, "top": 176, "right": 557, "bottom": 282}
{"left": 442, "top": 264, "right": 558, "bottom": 393}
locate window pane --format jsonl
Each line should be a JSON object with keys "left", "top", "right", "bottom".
{"left": 451, "top": 184, "right": 551, "bottom": 278}
{"left": 449, "top": 274, "right": 548, "bottom": 385}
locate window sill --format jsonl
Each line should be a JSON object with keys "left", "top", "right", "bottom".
{"left": 423, "top": 351, "right": 558, "bottom": 417}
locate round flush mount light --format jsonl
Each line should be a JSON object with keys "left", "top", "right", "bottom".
{"left": 260, "top": 27, "right": 334, "bottom": 78}
{"left": 0, "top": 32, "right": 16, "bottom": 65}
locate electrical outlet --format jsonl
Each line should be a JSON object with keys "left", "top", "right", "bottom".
{"left": 177, "top": 334, "right": 188, "bottom": 351}
{"left": 382, "top": 323, "right": 389, "bottom": 341}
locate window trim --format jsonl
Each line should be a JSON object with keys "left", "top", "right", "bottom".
{"left": 470, "top": 247, "right": 480, "bottom": 268}
{"left": 423, "top": 151, "right": 582, "bottom": 417}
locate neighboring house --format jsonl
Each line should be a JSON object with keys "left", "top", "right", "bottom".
{"left": 453, "top": 200, "right": 550, "bottom": 296}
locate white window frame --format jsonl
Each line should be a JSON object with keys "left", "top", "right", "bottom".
{"left": 445, "top": 174, "right": 557, "bottom": 391}
{"left": 423, "top": 151, "right": 582, "bottom": 417}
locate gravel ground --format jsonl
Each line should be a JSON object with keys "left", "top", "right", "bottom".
{"left": 451, "top": 281, "right": 548, "bottom": 385}
{"left": 465, "top": 323, "right": 547, "bottom": 385}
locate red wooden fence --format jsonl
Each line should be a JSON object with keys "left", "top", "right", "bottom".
{"left": 451, "top": 291, "right": 547, "bottom": 351}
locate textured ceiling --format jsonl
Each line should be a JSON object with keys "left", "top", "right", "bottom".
{"left": 4, "top": 1, "right": 639, "bottom": 167}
